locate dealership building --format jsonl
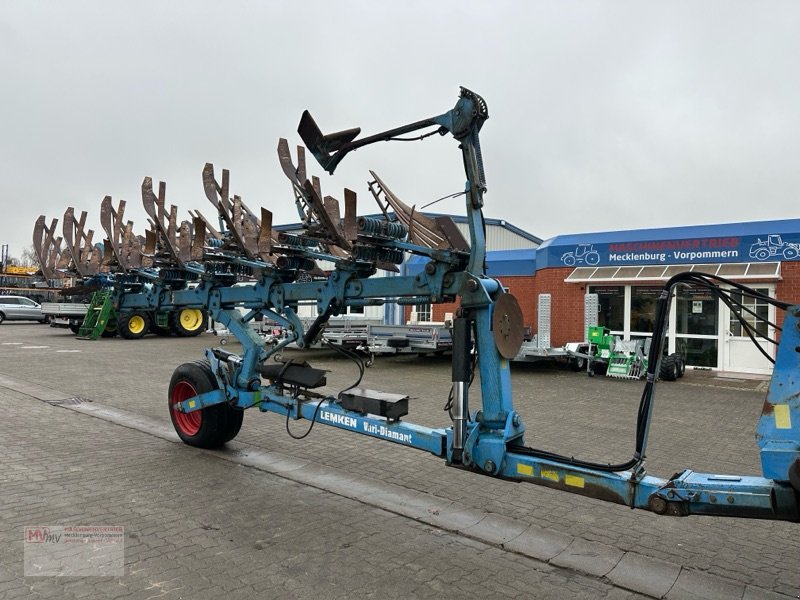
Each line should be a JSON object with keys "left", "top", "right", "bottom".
{"left": 414, "top": 218, "right": 800, "bottom": 375}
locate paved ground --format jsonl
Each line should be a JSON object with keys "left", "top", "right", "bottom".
{"left": 0, "top": 323, "right": 798, "bottom": 598}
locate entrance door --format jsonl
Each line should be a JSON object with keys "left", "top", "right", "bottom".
{"left": 723, "top": 286, "right": 775, "bottom": 374}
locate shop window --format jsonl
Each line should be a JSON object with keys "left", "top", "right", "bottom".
{"left": 676, "top": 288, "right": 718, "bottom": 335}
{"left": 629, "top": 286, "right": 661, "bottom": 333}
{"left": 588, "top": 286, "right": 624, "bottom": 331}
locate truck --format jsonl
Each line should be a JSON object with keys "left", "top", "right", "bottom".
{"left": 41, "top": 301, "right": 89, "bottom": 333}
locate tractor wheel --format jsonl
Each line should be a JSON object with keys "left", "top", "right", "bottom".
{"left": 69, "top": 321, "right": 81, "bottom": 334}
{"left": 118, "top": 311, "right": 151, "bottom": 339}
{"left": 168, "top": 361, "right": 243, "bottom": 448}
{"left": 660, "top": 354, "right": 679, "bottom": 381}
{"left": 172, "top": 308, "right": 207, "bottom": 337}
{"left": 100, "top": 319, "right": 118, "bottom": 338}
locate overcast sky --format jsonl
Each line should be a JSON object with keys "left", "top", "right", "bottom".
{"left": 2, "top": 1, "right": 799, "bottom": 260}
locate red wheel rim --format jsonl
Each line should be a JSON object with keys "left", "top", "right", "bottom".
{"left": 171, "top": 381, "right": 202, "bottom": 436}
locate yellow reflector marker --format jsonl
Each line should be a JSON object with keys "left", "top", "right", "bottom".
{"left": 517, "top": 464, "right": 534, "bottom": 477}
{"left": 188, "top": 400, "right": 196, "bottom": 409}
{"left": 565, "top": 475, "right": 585, "bottom": 489}
{"left": 774, "top": 404, "right": 791, "bottom": 429}
{"left": 541, "top": 469, "right": 559, "bottom": 482}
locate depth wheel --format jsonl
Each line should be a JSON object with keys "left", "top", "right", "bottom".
{"left": 168, "top": 361, "right": 243, "bottom": 448}
{"left": 118, "top": 311, "right": 151, "bottom": 339}
{"left": 172, "top": 308, "right": 207, "bottom": 337}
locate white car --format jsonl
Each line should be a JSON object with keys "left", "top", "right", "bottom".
{"left": 0, "top": 295, "right": 48, "bottom": 324}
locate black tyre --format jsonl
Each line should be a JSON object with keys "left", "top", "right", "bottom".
{"left": 660, "top": 354, "right": 679, "bottom": 381}
{"left": 590, "top": 361, "right": 608, "bottom": 376}
{"left": 168, "top": 361, "right": 243, "bottom": 448}
{"left": 571, "top": 356, "right": 587, "bottom": 371}
{"left": 100, "top": 318, "right": 118, "bottom": 338}
{"left": 674, "top": 353, "right": 686, "bottom": 378}
{"left": 171, "top": 308, "right": 207, "bottom": 337}
{"left": 69, "top": 321, "right": 81, "bottom": 334}
{"left": 0, "top": 312, "right": 5, "bottom": 324}
{"left": 118, "top": 311, "right": 151, "bottom": 339}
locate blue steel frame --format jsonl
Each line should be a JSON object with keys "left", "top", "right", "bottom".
{"left": 118, "top": 88, "right": 799, "bottom": 521}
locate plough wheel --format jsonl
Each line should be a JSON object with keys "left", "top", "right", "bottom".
{"left": 118, "top": 311, "right": 150, "bottom": 339}
{"left": 172, "top": 308, "right": 206, "bottom": 337}
{"left": 168, "top": 361, "right": 243, "bottom": 448}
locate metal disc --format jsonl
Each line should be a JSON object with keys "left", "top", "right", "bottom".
{"left": 492, "top": 292, "right": 524, "bottom": 359}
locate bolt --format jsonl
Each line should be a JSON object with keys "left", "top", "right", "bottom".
{"left": 727, "top": 495, "right": 734, "bottom": 504}
{"left": 466, "top": 279, "right": 478, "bottom": 292}
{"left": 483, "top": 460, "right": 495, "bottom": 473}
{"left": 709, "top": 495, "right": 717, "bottom": 503}
{"left": 425, "top": 262, "right": 436, "bottom": 275}
{"left": 512, "top": 414, "right": 521, "bottom": 427}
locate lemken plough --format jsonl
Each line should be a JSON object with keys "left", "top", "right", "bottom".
{"left": 31, "top": 88, "right": 800, "bottom": 520}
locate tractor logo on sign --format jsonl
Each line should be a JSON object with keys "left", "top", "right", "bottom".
{"left": 749, "top": 234, "right": 800, "bottom": 261}
{"left": 561, "top": 244, "right": 600, "bottom": 267}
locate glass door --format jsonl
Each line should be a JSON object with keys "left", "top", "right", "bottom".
{"left": 722, "top": 286, "right": 775, "bottom": 374}
{"left": 674, "top": 287, "right": 720, "bottom": 368}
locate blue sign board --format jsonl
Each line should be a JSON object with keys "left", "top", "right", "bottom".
{"left": 536, "top": 220, "right": 800, "bottom": 270}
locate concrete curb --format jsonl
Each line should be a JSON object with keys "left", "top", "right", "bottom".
{"left": 2, "top": 376, "right": 794, "bottom": 600}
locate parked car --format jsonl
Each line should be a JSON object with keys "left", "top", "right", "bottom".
{"left": 0, "top": 295, "right": 48, "bottom": 324}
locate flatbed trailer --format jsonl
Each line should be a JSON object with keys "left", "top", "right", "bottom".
{"left": 364, "top": 323, "right": 452, "bottom": 358}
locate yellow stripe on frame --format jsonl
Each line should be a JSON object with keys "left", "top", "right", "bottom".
{"left": 565, "top": 475, "right": 585, "bottom": 489}
{"left": 774, "top": 404, "right": 791, "bottom": 429}
{"left": 517, "top": 464, "right": 534, "bottom": 477}
{"left": 541, "top": 469, "right": 559, "bottom": 482}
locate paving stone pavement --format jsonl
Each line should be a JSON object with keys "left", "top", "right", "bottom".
{"left": 0, "top": 323, "right": 798, "bottom": 598}
{"left": 0, "top": 383, "right": 650, "bottom": 599}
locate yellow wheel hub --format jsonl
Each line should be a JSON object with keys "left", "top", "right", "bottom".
{"left": 179, "top": 309, "right": 204, "bottom": 332}
{"left": 128, "top": 315, "right": 146, "bottom": 335}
